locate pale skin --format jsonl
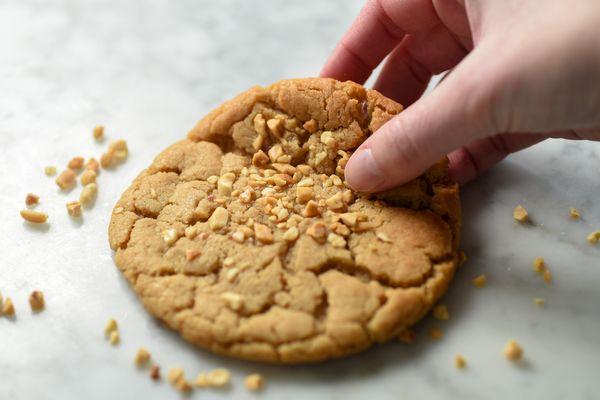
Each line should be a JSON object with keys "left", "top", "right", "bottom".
{"left": 321, "top": 0, "right": 600, "bottom": 191}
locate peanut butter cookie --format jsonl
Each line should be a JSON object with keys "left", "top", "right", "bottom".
{"left": 108, "top": 78, "right": 461, "bottom": 363}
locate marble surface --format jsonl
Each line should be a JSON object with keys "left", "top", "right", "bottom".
{"left": 1, "top": 1, "right": 599, "bottom": 399}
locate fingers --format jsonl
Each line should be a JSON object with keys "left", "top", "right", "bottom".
{"left": 320, "top": 0, "right": 440, "bottom": 84}
{"left": 447, "top": 133, "right": 545, "bottom": 184}
{"left": 345, "top": 48, "right": 496, "bottom": 192}
{"left": 373, "top": 23, "right": 468, "bottom": 106}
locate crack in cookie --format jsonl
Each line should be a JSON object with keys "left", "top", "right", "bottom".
{"left": 108, "top": 78, "right": 461, "bottom": 363}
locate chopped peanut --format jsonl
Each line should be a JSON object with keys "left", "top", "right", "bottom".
{"left": 587, "top": 230, "right": 600, "bottom": 244}
{"left": 303, "top": 119, "right": 317, "bottom": 133}
{"left": 68, "top": 156, "right": 84, "bottom": 170}
{"left": 252, "top": 150, "right": 269, "bottom": 167}
{"left": 543, "top": 269, "right": 553, "bottom": 283}
{"left": 513, "top": 204, "right": 528, "bottom": 222}
{"left": 306, "top": 222, "right": 328, "bottom": 243}
{"left": 80, "top": 183, "right": 97, "bottom": 205}
{"left": 283, "top": 226, "right": 299, "bottom": 242}
{"left": 86, "top": 158, "right": 100, "bottom": 173}
{"left": 303, "top": 200, "right": 320, "bottom": 217}
{"left": 455, "top": 355, "right": 467, "bottom": 369}
{"left": 432, "top": 304, "right": 450, "bottom": 321}
{"left": 195, "top": 368, "right": 231, "bottom": 388}
{"left": 93, "top": 125, "right": 104, "bottom": 140}
{"left": 66, "top": 201, "right": 82, "bottom": 217}
{"left": 104, "top": 318, "right": 118, "bottom": 336}
{"left": 44, "top": 166, "right": 57, "bottom": 176}
{"left": 244, "top": 373, "right": 264, "bottom": 391}
{"left": 80, "top": 169, "right": 97, "bottom": 185}
{"left": 254, "top": 223, "right": 274, "bottom": 244}
{"left": 375, "top": 231, "right": 392, "bottom": 243}
{"left": 472, "top": 274, "right": 487, "bottom": 288}
{"left": 2, "top": 297, "right": 15, "bottom": 316}
{"left": 168, "top": 367, "right": 192, "bottom": 392}
{"left": 162, "top": 229, "right": 177, "bottom": 245}
{"left": 109, "top": 330, "right": 120, "bottom": 345}
{"left": 150, "top": 365, "right": 160, "bottom": 380}
{"left": 221, "top": 292, "right": 244, "bottom": 310}
{"left": 327, "top": 232, "right": 346, "bottom": 248}
{"left": 532, "top": 257, "right": 546, "bottom": 273}
{"left": 569, "top": 207, "right": 580, "bottom": 219}
{"left": 208, "top": 207, "right": 229, "bottom": 231}
{"left": 20, "top": 209, "right": 48, "bottom": 224}
{"left": 29, "top": 290, "right": 45, "bottom": 312}
{"left": 134, "top": 348, "right": 151, "bottom": 366}
{"left": 325, "top": 192, "right": 344, "bottom": 210}
{"left": 56, "top": 169, "right": 76, "bottom": 190}
{"left": 296, "top": 187, "right": 313, "bottom": 204}
{"left": 504, "top": 340, "right": 523, "bottom": 361}
{"left": 25, "top": 193, "right": 40, "bottom": 206}
{"left": 266, "top": 118, "right": 283, "bottom": 137}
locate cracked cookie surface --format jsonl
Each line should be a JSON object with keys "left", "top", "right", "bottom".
{"left": 108, "top": 78, "right": 461, "bottom": 363}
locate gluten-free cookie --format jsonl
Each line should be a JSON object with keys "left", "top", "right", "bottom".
{"left": 108, "top": 78, "right": 461, "bottom": 363}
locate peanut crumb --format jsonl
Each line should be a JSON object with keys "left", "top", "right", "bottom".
{"left": 455, "top": 355, "right": 467, "bottom": 369}
{"left": 93, "top": 125, "right": 104, "bottom": 140}
{"left": 587, "top": 230, "right": 600, "bottom": 245}
{"left": 66, "top": 201, "right": 82, "bottom": 217}
{"left": 221, "top": 292, "right": 244, "bottom": 310}
{"left": 104, "top": 318, "right": 118, "bottom": 336}
{"left": 80, "top": 169, "right": 97, "bottom": 186}
{"left": 29, "top": 290, "right": 45, "bottom": 312}
{"left": 306, "top": 221, "right": 328, "bottom": 243}
{"left": 86, "top": 158, "right": 100, "bottom": 173}
{"left": 20, "top": 209, "right": 48, "bottom": 224}
{"left": 398, "top": 329, "right": 416, "bottom": 344}
{"left": 532, "top": 257, "right": 546, "bottom": 273}
{"left": 472, "top": 274, "right": 487, "bottom": 288}
{"left": 195, "top": 368, "right": 231, "bottom": 388}
{"left": 25, "top": 193, "right": 40, "bottom": 206}
{"left": 2, "top": 297, "right": 15, "bottom": 316}
{"left": 266, "top": 118, "right": 283, "bottom": 137}
{"left": 543, "top": 269, "right": 553, "bottom": 283}
{"left": 44, "top": 166, "right": 57, "bottom": 176}
{"left": 109, "top": 330, "right": 120, "bottom": 345}
{"left": 428, "top": 327, "right": 443, "bottom": 340}
{"left": 185, "top": 249, "right": 200, "bottom": 261}
{"left": 208, "top": 207, "right": 229, "bottom": 231}
{"left": 325, "top": 192, "right": 344, "bottom": 210}
{"left": 533, "top": 297, "right": 546, "bottom": 307}
{"left": 303, "top": 200, "right": 320, "bottom": 217}
{"left": 217, "top": 172, "right": 235, "bottom": 196}
{"left": 327, "top": 232, "right": 346, "bottom": 248}
{"left": 80, "top": 183, "right": 98, "bottom": 205}
{"left": 254, "top": 223, "right": 273, "bottom": 244}
{"left": 513, "top": 204, "right": 528, "bottom": 223}
{"left": 162, "top": 228, "right": 177, "bottom": 246}
{"left": 231, "top": 230, "right": 245, "bottom": 243}
{"left": 375, "top": 231, "right": 392, "bottom": 243}
{"left": 168, "top": 368, "right": 192, "bottom": 392}
{"left": 283, "top": 226, "right": 299, "bottom": 242}
{"left": 569, "top": 207, "right": 580, "bottom": 219}
{"left": 432, "top": 304, "right": 450, "bottom": 321}
{"left": 244, "top": 373, "right": 264, "bottom": 391}
{"left": 150, "top": 365, "right": 160, "bottom": 380}
{"left": 134, "top": 347, "right": 151, "bottom": 366}
{"left": 56, "top": 169, "right": 76, "bottom": 190}
{"left": 296, "top": 187, "right": 313, "bottom": 204}
{"left": 503, "top": 340, "right": 523, "bottom": 361}
{"left": 68, "top": 156, "right": 85, "bottom": 170}
{"left": 303, "top": 119, "right": 317, "bottom": 133}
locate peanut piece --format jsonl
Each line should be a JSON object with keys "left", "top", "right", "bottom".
{"left": 20, "top": 209, "right": 48, "bottom": 224}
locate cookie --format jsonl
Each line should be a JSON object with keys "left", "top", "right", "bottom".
{"left": 108, "top": 78, "right": 461, "bottom": 363}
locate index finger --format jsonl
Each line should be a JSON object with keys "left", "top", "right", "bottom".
{"left": 320, "top": 0, "right": 441, "bottom": 84}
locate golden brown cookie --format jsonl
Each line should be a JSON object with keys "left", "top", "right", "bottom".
{"left": 108, "top": 78, "right": 461, "bottom": 363}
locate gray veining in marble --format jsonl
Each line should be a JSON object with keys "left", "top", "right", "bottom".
{"left": 1, "top": 1, "right": 599, "bottom": 399}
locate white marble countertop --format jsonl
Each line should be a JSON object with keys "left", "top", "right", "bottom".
{"left": 1, "top": 1, "right": 599, "bottom": 399}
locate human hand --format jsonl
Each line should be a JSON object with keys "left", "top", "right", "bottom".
{"left": 321, "top": 0, "right": 600, "bottom": 191}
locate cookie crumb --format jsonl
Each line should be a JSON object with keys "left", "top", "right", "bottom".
{"left": 503, "top": 340, "right": 523, "bottom": 361}
{"left": 109, "top": 330, "right": 120, "bottom": 345}
{"left": 93, "top": 125, "right": 104, "bottom": 140}
{"left": 532, "top": 257, "right": 546, "bottom": 273}
{"left": 29, "top": 290, "right": 45, "bottom": 312}
{"left": 80, "top": 169, "right": 97, "bottom": 186}
{"left": 20, "top": 209, "right": 48, "bottom": 224}
{"left": 104, "top": 318, "right": 118, "bottom": 336}
{"left": 134, "top": 347, "right": 151, "bottom": 366}
{"left": 454, "top": 354, "right": 467, "bottom": 369}
{"left": 66, "top": 201, "right": 82, "bottom": 217}
{"left": 68, "top": 156, "right": 85, "bottom": 170}
{"left": 513, "top": 205, "right": 528, "bottom": 223}
{"left": 398, "top": 329, "right": 416, "bottom": 344}
{"left": 150, "top": 365, "right": 160, "bottom": 381}
{"left": 587, "top": 230, "right": 600, "bottom": 245}
{"left": 472, "top": 274, "right": 487, "bottom": 288}
{"left": 80, "top": 183, "right": 98, "bottom": 205}
{"left": 25, "top": 193, "right": 40, "bottom": 206}
{"left": 432, "top": 304, "right": 450, "bottom": 321}
{"left": 244, "top": 373, "right": 264, "bottom": 391}
{"left": 44, "top": 166, "right": 57, "bottom": 176}
{"left": 533, "top": 297, "right": 546, "bottom": 307}
{"left": 569, "top": 207, "right": 580, "bottom": 219}
{"left": 56, "top": 169, "right": 76, "bottom": 190}
{"left": 2, "top": 297, "right": 15, "bottom": 316}
{"left": 428, "top": 327, "right": 443, "bottom": 340}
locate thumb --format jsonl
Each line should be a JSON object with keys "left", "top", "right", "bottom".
{"left": 346, "top": 48, "right": 497, "bottom": 191}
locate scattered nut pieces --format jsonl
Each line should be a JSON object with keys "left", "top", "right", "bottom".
{"left": 68, "top": 156, "right": 85, "bottom": 170}
{"left": 306, "top": 221, "right": 328, "bottom": 243}
{"left": 543, "top": 269, "right": 553, "bottom": 283}
{"left": 254, "top": 223, "right": 274, "bottom": 244}
{"left": 29, "top": 290, "right": 45, "bottom": 312}
{"left": 532, "top": 257, "right": 546, "bottom": 273}
{"left": 432, "top": 304, "right": 450, "bottom": 321}
{"left": 134, "top": 347, "right": 151, "bottom": 366}
{"left": 150, "top": 365, "right": 161, "bottom": 381}
{"left": 296, "top": 187, "right": 313, "bottom": 204}
{"left": 93, "top": 125, "right": 104, "bottom": 140}
{"left": 513, "top": 204, "right": 528, "bottom": 223}
{"left": 587, "top": 230, "right": 600, "bottom": 245}
{"left": 80, "top": 169, "right": 97, "bottom": 185}
{"left": 25, "top": 193, "right": 40, "bottom": 206}
{"left": 569, "top": 207, "right": 580, "bottom": 219}
{"left": 104, "top": 318, "right": 118, "bottom": 336}
{"left": 101, "top": 139, "right": 129, "bottom": 168}
{"left": 195, "top": 368, "right": 231, "bottom": 388}
{"left": 325, "top": 192, "right": 344, "bottom": 210}
{"left": 66, "top": 201, "right": 82, "bottom": 217}
{"left": 20, "top": 209, "right": 48, "bottom": 224}
{"left": 44, "top": 166, "right": 57, "bottom": 176}
{"left": 162, "top": 228, "right": 177, "bottom": 246}
{"left": 217, "top": 173, "right": 236, "bottom": 196}
{"left": 109, "top": 330, "right": 120, "bottom": 345}
{"left": 428, "top": 327, "right": 443, "bottom": 340}
{"left": 56, "top": 169, "right": 76, "bottom": 190}
{"left": 533, "top": 297, "right": 546, "bottom": 307}
{"left": 503, "top": 340, "right": 523, "bottom": 361}
{"left": 86, "top": 158, "right": 100, "bottom": 173}
{"left": 455, "top": 355, "right": 467, "bottom": 369}
{"left": 303, "top": 200, "right": 320, "bottom": 217}
{"left": 208, "top": 207, "right": 229, "bottom": 231}
{"left": 168, "top": 367, "right": 192, "bottom": 393}
{"left": 472, "top": 274, "right": 487, "bottom": 288}
{"left": 283, "top": 227, "right": 299, "bottom": 242}
{"left": 80, "top": 183, "right": 97, "bottom": 205}
{"left": 303, "top": 119, "right": 317, "bottom": 133}
{"left": 266, "top": 118, "right": 283, "bottom": 137}
{"left": 398, "top": 329, "right": 416, "bottom": 344}
{"left": 252, "top": 150, "right": 269, "bottom": 167}
{"left": 2, "top": 297, "right": 15, "bottom": 316}
{"left": 244, "top": 373, "right": 264, "bottom": 391}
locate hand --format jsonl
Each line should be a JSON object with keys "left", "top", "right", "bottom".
{"left": 321, "top": 0, "right": 600, "bottom": 191}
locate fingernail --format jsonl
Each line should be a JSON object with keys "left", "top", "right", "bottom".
{"left": 345, "top": 148, "right": 386, "bottom": 192}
